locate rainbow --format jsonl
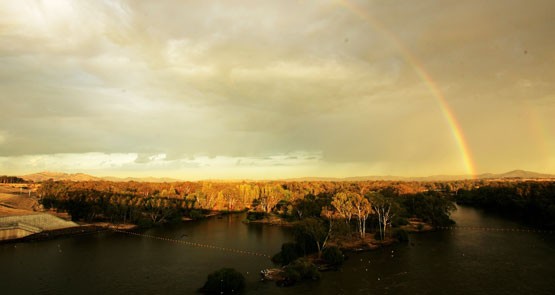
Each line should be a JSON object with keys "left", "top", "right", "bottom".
{"left": 524, "top": 101, "right": 552, "bottom": 166}
{"left": 338, "top": 0, "right": 477, "bottom": 177}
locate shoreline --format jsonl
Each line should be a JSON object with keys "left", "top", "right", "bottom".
{"left": 0, "top": 210, "right": 245, "bottom": 244}
{"left": 1, "top": 210, "right": 436, "bottom": 246}
{"left": 0, "top": 225, "right": 108, "bottom": 244}
{"left": 0, "top": 221, "right": 139, "bottom": 245}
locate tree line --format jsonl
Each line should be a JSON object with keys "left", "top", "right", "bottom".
{"left": 37, "top": 179, "right": 458, "bottom": 226}
{"left": 456, "top": 181, "right": 555, "bottom": 229}
{"left": 37, "top": 179, "right": 555, "bottom": 230}
{"left": 0, "top": 175, "right": 26, "bottom": 183}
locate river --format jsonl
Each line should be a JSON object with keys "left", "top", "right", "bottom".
{"left": 1, "top": 206, "right": 554, "bottom": 294}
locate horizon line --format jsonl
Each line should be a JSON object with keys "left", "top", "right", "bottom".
{"left": 9, "top": 169, "right": 555, "bottom": 182}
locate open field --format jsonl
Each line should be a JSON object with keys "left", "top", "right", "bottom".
{"left": 0, "top": 184, "right": 40, "bottom": 217}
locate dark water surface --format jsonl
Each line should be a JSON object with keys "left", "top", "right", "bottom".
{"left": 1, "top": 206, "right": 554, "bottom": 294}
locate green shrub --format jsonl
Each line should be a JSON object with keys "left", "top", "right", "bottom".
{"left": 393, "top": 229, "right": 409, "bottom": 243}
{"left": 322, "top": 246, "right": 344, "bottom": 266}
{"left": 199, "top": 268, "right": 245, "bottom": 294}
{"left": 282, "top": 258, "right": 321, "bottom": 283}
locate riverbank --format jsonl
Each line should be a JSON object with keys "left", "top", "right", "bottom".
{"left": 0, "top": 224, "right": 106, "bottom": 244}
{"left": 0, "top": 221, "right": 139, "bottom": 244}
{"left": 0, "top": 209, "right": 240, "bottom": 244}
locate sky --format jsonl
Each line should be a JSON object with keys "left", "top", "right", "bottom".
{"left": 0, "top": 0, "right": 554, "bottom": 180}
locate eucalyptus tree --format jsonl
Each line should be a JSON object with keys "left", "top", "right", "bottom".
{"left": 369, "top": 192, "right": 397, "bottom": 240}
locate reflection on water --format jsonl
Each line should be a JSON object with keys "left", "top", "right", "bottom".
{"left": 1, "top": 207, "right": 554, "bottom": 294}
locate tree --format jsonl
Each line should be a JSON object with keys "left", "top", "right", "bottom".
{"left": 351, "top": 193, "right": 372, "bottom": 239}
{"left": 402, "top": 192, "right": 455, "bottom": 226}
{"left": 258, "top": 184, "right": 285, "bottom": 213}
{"left": 199, "top": 183, "right": 219, "bottom": 210}
{"left": 143, "top": 198, "right": 178, "bottom": 224}
{"left": 272, "top": 242, "right": 302, "bottom": 266}
{"left": 294, "top": 217, "right": 330, "bottom": 257}
{"left": 293, "top": 194, "right": 327, "bottom": 220}
{"left": 221, "top": 186, "right": 239, "bottom": 211}
{"left": 331, "top": 192, "right": 354, "bottom": 225}
{"left": 369, "top": 192, "right": 396, "bottom": 240}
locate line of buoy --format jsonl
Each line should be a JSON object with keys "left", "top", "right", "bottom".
{"left": 111, "top": 229, "right": 271, "bottom": 258}
{"left": 436, "top": 226, "right": 553, "bottom": 234}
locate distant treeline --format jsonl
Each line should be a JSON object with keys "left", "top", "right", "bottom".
{"left": 456, "top": 181, "right": 555, "bottom": 229}
{"left": 38, "top": 180, "right": 465, "bottom": 227}
{"left": 0, "top": 175, "right": 27, "bottom": 183}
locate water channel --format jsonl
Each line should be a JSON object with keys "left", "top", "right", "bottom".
{"left": 1, "top": 206, "right": 554, "bottom": 294}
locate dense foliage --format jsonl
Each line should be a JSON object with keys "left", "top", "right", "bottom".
{"left": 399, "top": 192, "right": 456, "bottom": 226}
{"left": 36, "top": 179, "right": 457, "bottom": 225}
{"left": 272, "top": 242, "right": 303, "bottom": 266}
{"left": 37, "top": 179, "right": 554, "bottom": 231}
{"left": 456, "top": 181, "right": 555, "bottom": 229}
{"left": 281, "top": 258, "right": 320, "bottom": 285}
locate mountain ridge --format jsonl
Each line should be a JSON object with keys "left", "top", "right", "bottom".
{"left": 17, "top": 169, "right": 555, "bottom": 183}
{"left": 20, "top": 172, "right": 179, "bottom": 183}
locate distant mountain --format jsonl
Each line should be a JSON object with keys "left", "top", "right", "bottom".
{"left": 285, "top": 170, "right": 555, "bottom": 182}
{"left": 21, "top": 171, "right": 102, "bottom": 182}
{"left": 19, "top": 169, "right": 555, "bottom": 183}
{"left": 478, "top": 170, "right": 555, "bottom": 179}
{"left": 101, "top": 176, "right": 181, "bottom": 183}
{"left": 21, "top": 171, "right": 180, "bottom": 183}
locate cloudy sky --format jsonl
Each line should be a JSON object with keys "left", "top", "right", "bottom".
{"left": 1, "top": 0, "right": 554, "bottom": 179}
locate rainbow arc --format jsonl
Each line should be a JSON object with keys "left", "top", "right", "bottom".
{"left": 338, "top": 0, "right": 477, "bottom": 177}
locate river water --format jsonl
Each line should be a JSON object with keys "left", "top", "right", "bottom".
{"left": 1, "top": 206, "right": 554, "bottom": 294}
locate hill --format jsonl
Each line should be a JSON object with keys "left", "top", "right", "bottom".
{"left": 285, "top": 170, "right": 555, "bottom": 182}
{"left": 101, "top": 176, "right": 181, "bottom": 183}
{"left": 18, "top": 170, "right": 555, "bottom": 183}
{"left": 485, "top": 169, "right": 555, "bottom": 179}
{"left": 20, "top": 172, "right": 180, "bottom": 183}
{"left": 21, "top": 172, "right": 102, "bottom": 182}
